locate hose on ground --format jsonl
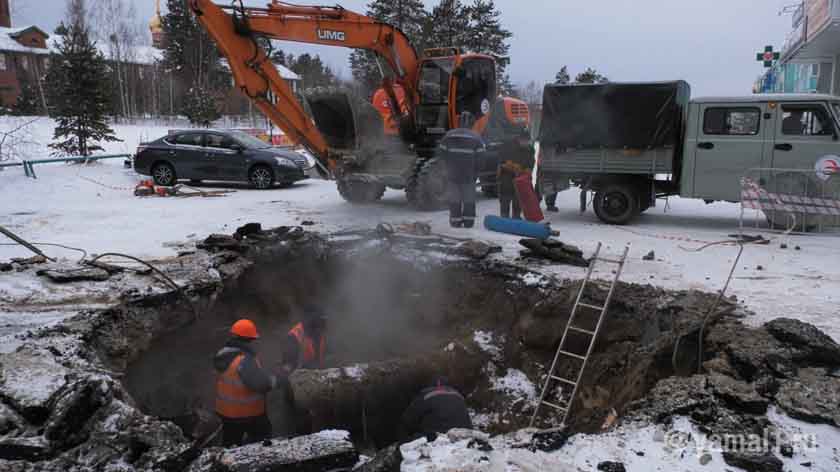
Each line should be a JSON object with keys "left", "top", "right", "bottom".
{"left": 89, "top": 252, "right": 200, "bottom": 321}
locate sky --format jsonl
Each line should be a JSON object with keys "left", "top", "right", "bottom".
{"left": 16, "top": 0, "right": 794, "bottom": 96}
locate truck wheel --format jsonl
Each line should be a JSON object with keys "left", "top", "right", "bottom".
{"left": 410, "top": 158, "right": 449, "bottom": 211}
{"left": 337, "top": 178, "right": 386, "bottom": 203}
{"left": 593, "top": 183, "right": 640, "bottom": 225}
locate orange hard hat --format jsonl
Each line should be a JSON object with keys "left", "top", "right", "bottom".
{"left": 230, "top": 319, "right": 259, "bottom": 339}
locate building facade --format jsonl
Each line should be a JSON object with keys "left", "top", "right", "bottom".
{"left": 756, "top": 0, "right": 840, "bottom": 95}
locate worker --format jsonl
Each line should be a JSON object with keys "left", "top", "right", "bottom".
{"left": 440, "top": 112, "right": 486, "bottom": 228}
{"left": 400, "top": 377, "right": 473, "bottom": 442}
{"left": 214, "top": 319, "right": 282, "bottom": 447}
{"left": 283, "top": 305, "right": 327, "bottom": 371}
{"left": 497, "top": 129, "right": 535, "bottom": 219}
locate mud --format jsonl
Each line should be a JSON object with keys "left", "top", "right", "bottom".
{"left": 1, "top": 225, "right": 838, "bottom": 471}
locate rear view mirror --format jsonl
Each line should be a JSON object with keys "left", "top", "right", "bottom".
{"left": 230, "top": 143, "right": 244, "bottom": 153}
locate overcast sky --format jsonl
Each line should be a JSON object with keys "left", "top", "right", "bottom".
{"left": 17, "top": 0, "right": 794, "bottom": 96}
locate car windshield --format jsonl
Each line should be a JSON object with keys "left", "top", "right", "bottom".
{"left": 228, "top": 130, "right": 272, "bottom": 150}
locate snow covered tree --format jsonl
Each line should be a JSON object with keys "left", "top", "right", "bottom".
{"left": 349, "top": 0, "right": 427, "bottom": 98}
{"left": 575, "top": 67, "right": 609, "bottom": 84}
{"left": 555, "top": 66, "right": 570, "bottom": 85}
{"left": 45, "top": 1, "right": 119, "bottom": 157}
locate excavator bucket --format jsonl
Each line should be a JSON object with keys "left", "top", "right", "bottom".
{"left": 302, "top": 87, "right": 386, "bottom": 153}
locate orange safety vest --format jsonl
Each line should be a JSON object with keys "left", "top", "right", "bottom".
{"left": 215, "top": 354, "right": 266, "bottom": 418}
{"left": 288, "top": 322, "right": 326, "bottom": 369}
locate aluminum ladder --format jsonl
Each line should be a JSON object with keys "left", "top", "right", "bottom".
{"left": 529, "top": 242, "right": 630, "bottom": 429}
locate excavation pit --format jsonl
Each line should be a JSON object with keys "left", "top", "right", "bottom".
{"left": 4, "top": 228, "right": 838, "bottom": 470}
{"left": 121, "top": 232, "right": 728, "bottom": 450}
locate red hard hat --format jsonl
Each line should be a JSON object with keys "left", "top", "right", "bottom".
{"left": 230, "top": 319, "right": 259, "bottom": 339}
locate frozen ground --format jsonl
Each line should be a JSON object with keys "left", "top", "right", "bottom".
{"left": 2, "top": 119, "right": 840, "bottom": 471}
{"left": 400, "top": 409, "right": 840, "bottom": 472}
{"left": 2, "top": 120, "right": 839, "bottom": 342}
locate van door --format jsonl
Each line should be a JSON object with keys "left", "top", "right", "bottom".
{"left": 691, "top": 103, "right": 768, "bottom": 201}
{"left": 771, "top": 102, "right": 839, "bottom": 171}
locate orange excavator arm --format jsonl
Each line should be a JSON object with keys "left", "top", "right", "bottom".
{"left": 187, "top": 0, "right": 420, "bottom": 173}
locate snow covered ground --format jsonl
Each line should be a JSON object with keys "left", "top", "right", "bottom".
{"left": 399, "top": 409, "right": 839, "bottom": 471}
{"left": 2, "top": 119, "right": 840, "bottom": 470}
{"left": 2, "top": 119, "right": 839, "bottom": 341}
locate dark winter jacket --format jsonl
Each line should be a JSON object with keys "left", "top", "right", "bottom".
{"left": 213, "top": 338, "right": 278, "bottom": 394}
{"left": 400, "top": 384, "right": 473, "bottom": 440}
{"left": 439, "top": 128, "right": 486, "bottom": 185}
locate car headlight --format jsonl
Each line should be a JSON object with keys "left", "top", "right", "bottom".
{"left": 275, "top": 157, "right": 297, "bottom": 168}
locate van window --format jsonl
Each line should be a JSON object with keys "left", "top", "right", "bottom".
{"left": 781, "top": 105, "right": 834, "bottom": 136}
{"left": 703, "top": 107, "right": 760, "bottom": 135}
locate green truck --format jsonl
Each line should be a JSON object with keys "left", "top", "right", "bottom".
{"left": 538, "top": 81, "right": 840, "bottom": 226}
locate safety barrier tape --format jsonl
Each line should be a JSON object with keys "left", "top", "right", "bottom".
{"left": 741, "top": 178, "right": 840, "bottom": 216}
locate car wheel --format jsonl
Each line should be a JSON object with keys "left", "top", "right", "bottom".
{"left": 249, "top": 165, "right": 274, "bottom": 190}
{"left": 593, "top": 183, "right": 640, "bottom": 225}
{"left": 152, "top": 162, "right": 177, "bottom": 187}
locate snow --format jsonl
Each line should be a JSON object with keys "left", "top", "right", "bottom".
{"left": 314, "top": 429, "right": 351, "bottom": 442}
{"left": 489, "top": 368, "right": 536, "bottom": 402}
{"left": 0, "top": 118, "right": 839, "bottom": 470}
{"left": 2, "top": 118, "right": 839, "bottom": 342}
{"left": 473, "top": 330, "right": 501, "bottom": 360}
{"left": 400, "top": 409, "right": 840, "bottom": 471}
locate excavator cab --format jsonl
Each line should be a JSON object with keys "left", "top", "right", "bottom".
{"left": 415, "top": 49, "right": 499, "bottom": 153}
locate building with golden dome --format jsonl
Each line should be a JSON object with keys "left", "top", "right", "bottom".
{"left": 150, "top": 0, "right": 165, "bottom": 49}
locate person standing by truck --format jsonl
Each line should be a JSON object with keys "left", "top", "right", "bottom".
{"left": 440, "top": 112, "right": 486, "bottom": 228}
{"left": 497, "top": 129, "right": 535, "bottom": 219}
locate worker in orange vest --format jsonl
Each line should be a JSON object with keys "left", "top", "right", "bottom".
{"left": 283, "top": 305, "right": 327, "bottom": 371}
{"left": 214, "top": 319, "right": 282, "bottom": 447}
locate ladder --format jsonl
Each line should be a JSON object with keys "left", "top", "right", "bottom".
{"left": 529, "top": 242, "right": 630, "bottom": 429}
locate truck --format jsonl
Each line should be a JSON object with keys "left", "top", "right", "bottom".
{"left": 537, "top": 81, "right": 840, "bottom": 227}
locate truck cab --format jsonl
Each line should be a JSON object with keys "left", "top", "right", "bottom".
{"left": 682, "top": 94, "right": 840, "bottom": 203}
{"left": 537, "top": 82, "right": 840, "bottom": 226}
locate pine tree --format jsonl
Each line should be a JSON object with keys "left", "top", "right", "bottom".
{"left": 349, "top": 0, "right": 427, "bottom": 98}
{"left": 575, "top": 67, "right": 608, "bottom": 84}
{"left": 12, "top": 82, "right": 42, "bottom": 116}
{"left": 427, "top": 0, "right": 469, "bottom": 50}
{"left": 290, "top": 54, "right": 337, "bottom": 89}
{"left": 465, "top": 0, "right": 510, "bottom": 57}
{"left": 183, "top": 86, "right": 220, "bottom": 126}
{"left": 162, "top": 0, "right": 227, "bottom": 113}
{"left": 464, "top": 0, "right": 511, "bottom": 94}
{"left": 45, "top": 12, "right": 119, "bottom": 156}
{"left": 555, "top": 66, "right": 570, "bottom": 85}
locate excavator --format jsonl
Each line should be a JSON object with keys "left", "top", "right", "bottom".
{"left": 187, "top": 0, "right": 530, "bottom": 209}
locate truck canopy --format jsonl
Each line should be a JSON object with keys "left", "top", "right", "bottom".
{"left": 539, "top": 81, "right": 691, "bottom": 150}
